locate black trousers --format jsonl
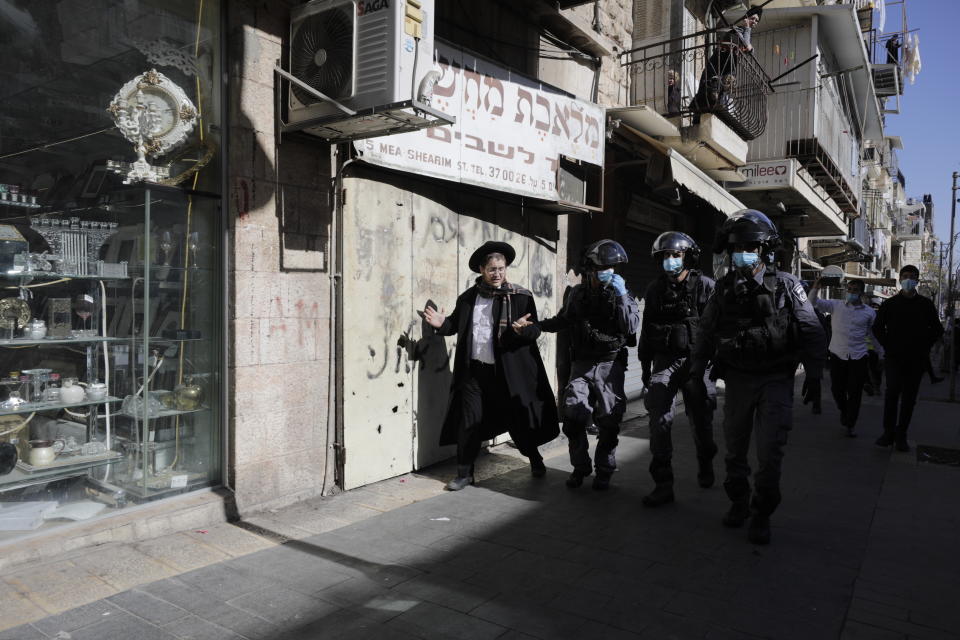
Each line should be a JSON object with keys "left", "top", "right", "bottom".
{"left": 458, "top": 360, "right": 539, "bottom": 469}
{"left": 829, "top": 354, "right": 869, "bottom": 428}
{"left": 882, "top": 356, "right": 925, "bottom": 437}
{"left": 644, "top": 354, "right": 717, "bottom": 486}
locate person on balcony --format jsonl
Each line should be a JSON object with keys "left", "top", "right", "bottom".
{"left": 691, "top": 6, "right": 762, "bottom": 118}
{"left": 886, "top": 33, "right": 902, "bottom": 65}
{"left": 809, "top": 278, "right": 884, "bottom": 438}
{"left": 638, "top": 232, "right": 718, "bottom": 508}
{"left": 872, "top": 265, "right": 944, "bottom": 452}
{"left": 423, "top": 241, "right": 560, "bottom": 491}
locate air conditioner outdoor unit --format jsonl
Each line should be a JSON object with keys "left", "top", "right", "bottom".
{"left": 288, "top": 0, "right": 436, "bottom": 125}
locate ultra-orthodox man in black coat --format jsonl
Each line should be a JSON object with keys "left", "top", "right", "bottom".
{"left": 427, "top": 241, "right": 559, "bottom": 492}
{"left": 435, "top": 282, "right": 560, "bottom": 449}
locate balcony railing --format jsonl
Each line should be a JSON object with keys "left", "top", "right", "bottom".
{"left": 894, "top": 215, "right": 924, "bottom": 239}
{"left": 622, "top": 30, "right": 773, "bottom": 141}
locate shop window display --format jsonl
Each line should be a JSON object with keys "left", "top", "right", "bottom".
{"left": 0, "top": 1, "right": 222, "bottom": 540}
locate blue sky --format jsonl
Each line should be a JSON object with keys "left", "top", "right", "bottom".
{"left": 887, "top": 0, "right": 958, "bottom": 254}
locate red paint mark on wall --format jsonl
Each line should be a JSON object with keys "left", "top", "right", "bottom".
{"left": 233, "top": 178, "right": 253, "bottom": 218}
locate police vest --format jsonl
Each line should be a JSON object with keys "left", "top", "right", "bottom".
{"left": 645, "top": 272, "right": 702, "bottom": 355}
{"left": 714, "top": 270, "right": 800, "bottom": 371}
{"left": 573, "top": 286, "right": 630, "bottom": 359}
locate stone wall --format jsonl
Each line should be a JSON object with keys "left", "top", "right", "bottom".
{"left": 227, "top": 1, "right": 334, "bottom": 512}
{"left": 567, "top": 0, "right": 634, "bottom": 107}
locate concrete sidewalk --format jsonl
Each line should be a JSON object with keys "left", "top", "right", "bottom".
{"left": 1, "top": 382, "right": 958, "bottom": 640}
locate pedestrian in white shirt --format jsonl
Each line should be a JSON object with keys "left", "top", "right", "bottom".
{"left": 809, "top": 278, "right": 884, "bottom": 437}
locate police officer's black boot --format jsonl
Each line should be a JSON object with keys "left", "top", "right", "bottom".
{"left": 592, "top": 470, "right": 613, "bottom": 491}
{"left": 875, "top": 431, "right": 895, "bottom": 447}
{"left": 642, "top": 483, "right": 675, "bottom": 507}
{"left": 748, "top": 513, "right": 771, "bottom": 545}
{"left": 565, "top": 467, "right": 592, "bottom": 488}
{"left": 722, "top": 502, "right": 750, "bottom": 528}
{"left": 642, "top": 461, "right": 674, "bottom": 506}
{"left": 697, "top": 457, "right": 715, "bottom": 489}
{"left": 445, "top": 465, "right": 474, "bottom": 491}
{"left": 894, "top": 430, "right": 910, "bottom": 452}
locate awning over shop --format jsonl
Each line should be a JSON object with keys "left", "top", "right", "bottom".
{"left": 617, "top": 124, "right": 746, "bottom": 217}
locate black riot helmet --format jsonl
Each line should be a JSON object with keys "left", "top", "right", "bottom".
{"left": 713, "top": 209, "right": 781, "bottom": 263}
{"left": 651, "top": 231, "right": 700, "bottom": 268}
{"left": 581, "top": 239, "right": 629, "bottom": 271}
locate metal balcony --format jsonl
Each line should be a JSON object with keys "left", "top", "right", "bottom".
{"left": 622, "top": 30, "right": 772, "bottom": 141}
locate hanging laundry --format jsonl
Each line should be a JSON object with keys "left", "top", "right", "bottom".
{"left": 904, "top": 32, "right": 921, "bottom": 84}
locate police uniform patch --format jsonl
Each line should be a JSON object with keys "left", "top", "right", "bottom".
{"left": 793, "top": 283, "right": 808, "bottom": 303}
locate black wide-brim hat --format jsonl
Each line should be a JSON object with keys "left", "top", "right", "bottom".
{"left": 469, "top": 241, "right": 516, "bottom": 273}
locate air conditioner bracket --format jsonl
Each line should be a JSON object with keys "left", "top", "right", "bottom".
{"left": 275, "top": 66, "right": 455, "bottom": 143}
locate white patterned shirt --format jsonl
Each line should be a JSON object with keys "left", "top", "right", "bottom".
{"left": 471, "top": 295, "right": 496, "bottom": 364}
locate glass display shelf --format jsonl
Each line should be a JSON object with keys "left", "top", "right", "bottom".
{"left": 1, "top": 452, "right": 122, "bottom": 491}
{"left": 2, "top": 271, "right": 129, "bottom": 281}
{"left": 119, "top": 405, "right": 209, "bottom": 419}
{"left": 0, "top": 336, "right": 205, "bottom": 347}
{"left": 0, "top": 396, "right": 121, "bottom": 417}
{"left": 0, "top": 336, "right": 129, "bottom": 347}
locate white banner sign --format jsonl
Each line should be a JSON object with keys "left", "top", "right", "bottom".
{"left": 355, "top": 43, "right": 605, "bottom": 200}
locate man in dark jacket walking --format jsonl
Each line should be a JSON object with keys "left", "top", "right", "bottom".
{"left": 872, "top": 265, "right": 944, "bottom": 452}
{"left": 691, "top": 210, "right": 827, "bottom": 545}
{"left": 639, "top": 231, "right": 717, "bottom": 507}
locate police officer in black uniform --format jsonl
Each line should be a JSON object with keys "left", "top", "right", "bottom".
{"left": 639, "top": 232, "right": 718, "bottom": 507}
{"left": 691, "top": 211, "right": 827, "bottom": 545}
{"left": 517, "top": 240, "right": 640, "bottom": 490}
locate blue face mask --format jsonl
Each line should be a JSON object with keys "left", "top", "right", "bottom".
{"left": 662, "top": 257, "right": 683, "bottom": 274}
{"left": 732, "top": 252, "right": 760, "bottom": 269}
{"left": 846, "top": 293, "right": 861, "bottom": 304}
{"left": 900, "top": 278, "right": 917, "bottom": 292}
{"left": 596, "top": 268, "right": 614, "bottom": 284}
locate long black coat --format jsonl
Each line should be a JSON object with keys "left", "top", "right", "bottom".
{"left": 436, "top": 287, "right": 560, "bottom": 448}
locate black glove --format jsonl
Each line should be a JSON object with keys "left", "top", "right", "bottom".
{"left": 801, "top": 376, "right": 821, "bottom": 410}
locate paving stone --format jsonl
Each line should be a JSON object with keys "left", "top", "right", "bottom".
{"left": 0, "top": 579, "right": 47, "bottom": 629}
{"left": 315, "top": 576, "right": 418, "bottom": 621}
{"left": 227, "top": 585, "right": 340, "bottom": 627}
{"left": 841, "top": 620, "right": 907, "bottom": 639}
{"left": 140, "top": 578, "right": 231, "bottom": 615}
{"left": 226, "top": 546, "right": 354, "bottom": 595}
{"left": 470, "top": 595, "right": 590, "bottom": 640}
{"left": 66, "top": 611, "right": 178, "bottom": 640}
{"left": 183, "top": 522, "right": 277, "bottom": 557}
{"left": 70, "top": 544, "right": 176, "bottom": 591}
{"left": 31, "top": 600, "right": 124, "bottom": 636}
{"left": 107, "top": 589, "right": 190, "bottom": 625}
{"left": 847, "top": 609, "right": 955, "bottom": 640}
{"left": 0, "top": 623, "right": 47, "bottom": 639}
{"left": 5, "top": 561, "right": 116, "bottom": 615}
{"left": 163, "top": 615, "right": 247, "bottom": 640}
{"left": 391, "top": 574, "right": 498, "bottom": 613}
{"left": 175, "top": 563, "right": 274, "bottom": 601}
{"left": 387, "top": 601, "right": 506, "bottom": 640}
{"left": 202, "top": 603, "right": 280, "bottom": 639}
{"left": 136, "top": 533, "right": 231, "bottom": 573}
